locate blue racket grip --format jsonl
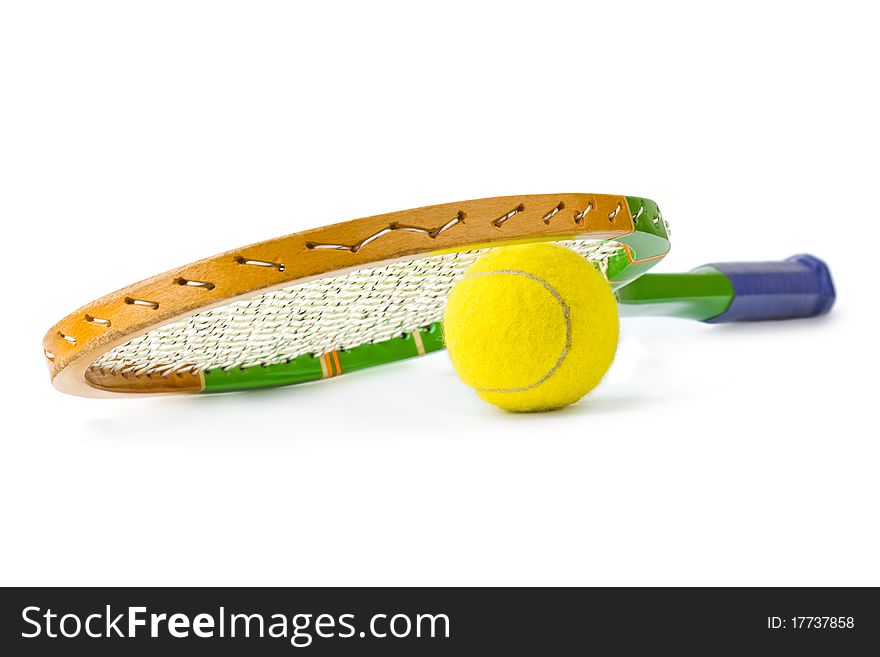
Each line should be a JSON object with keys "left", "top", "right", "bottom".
{"left": 703, "top": 254, "right": 836, "bottom": 323}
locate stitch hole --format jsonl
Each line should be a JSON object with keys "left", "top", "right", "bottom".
{"left": 235, "top": 256, "right": 286, "bottom": 272}
{"left": 84, "top": 314, "right": 112, "bottom": 327}
{"left": 305, "top": 212, "right": 466, "bottom": 252}
{"left": 493, "top": 204, "right": 526, "bottom": 227}
{"left": 574, "top": 202, "right": 594, "bottom": 223}
{"left": 58, "top": 332, "right": 76, "bottom": 345}
{"left": 44, "top": 349, "right": 55, "bottom": 362}
{"left": 174, "top": 277, "right": 216, "bottom": 291}
{"left": 632, "top": 205, "right": 645, "bottom": 224}
{"left": 542, "top": 202, "right": 565, "bottom": 225}
{"left": 429, "top": 210, "right": 466, "bottom": 237}
{"left": 124, "top": 297, "right": 160, "bottom": 310}
{"left": 608, "top": 203, "right": 621, "bottom": 221}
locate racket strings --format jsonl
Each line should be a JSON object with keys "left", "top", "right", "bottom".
{"left": 89, "top": 239, "right": 623, "bottom": 378}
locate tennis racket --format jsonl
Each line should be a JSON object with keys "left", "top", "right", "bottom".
{"left": 43, "top": 194, "right": 835, "bottom": 397}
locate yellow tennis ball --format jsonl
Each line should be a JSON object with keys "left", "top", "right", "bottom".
{"left": 443, "top": 243, "right": 619, "bottom": 412}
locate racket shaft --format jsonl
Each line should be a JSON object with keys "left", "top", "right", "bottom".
{"left": 617, "top": 254, "right": 835, "bottom": 322}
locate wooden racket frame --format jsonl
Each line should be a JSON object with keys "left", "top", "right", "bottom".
{"left": 43, "top": 193, "right": 636, "bottom": 397}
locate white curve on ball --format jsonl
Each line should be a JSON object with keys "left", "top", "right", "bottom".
{"left": 459, "top": 269, "right": 571, "bottom": 394}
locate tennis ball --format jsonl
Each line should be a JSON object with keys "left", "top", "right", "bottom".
{"left": 443, "top": 243, "right": 619, "bottom": 412}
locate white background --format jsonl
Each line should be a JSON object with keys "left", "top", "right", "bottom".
{"left": 1, "top": 1, "right": 877, "bottom": 586}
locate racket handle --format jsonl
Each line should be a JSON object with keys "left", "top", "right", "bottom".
{"left": 701, "top": 254, "right": 835, "bottom": 323}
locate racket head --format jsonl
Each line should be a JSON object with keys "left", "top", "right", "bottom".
{"left": 43, "top": 194, "right": 669, "bottom": 397}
